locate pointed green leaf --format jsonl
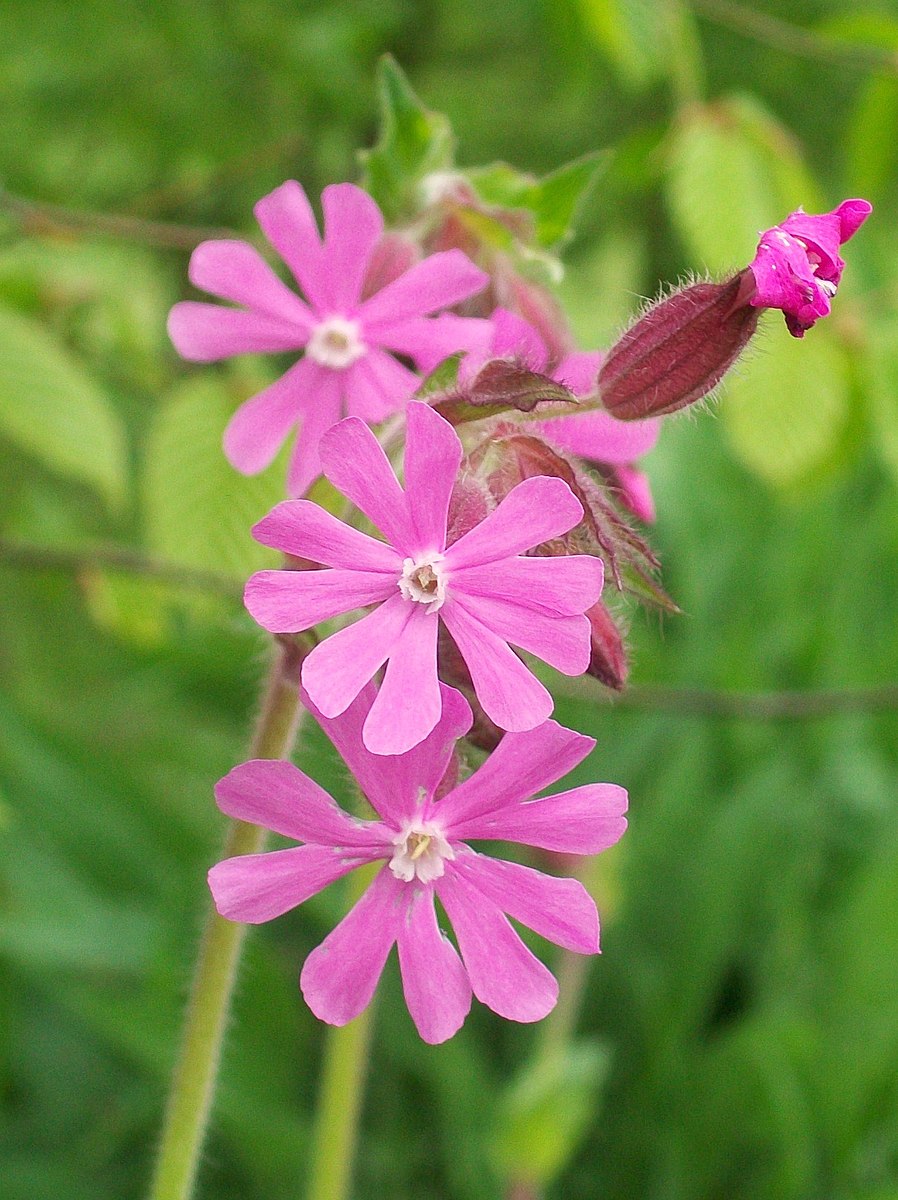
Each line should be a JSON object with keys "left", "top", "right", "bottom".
{"left": 0, "top": 304, "right": 127, "bottom": 509}
{"left": 360, "top": 55, "right": 455, "bottom": 223}
{"left": 143, "top": 373, "right": 287, "bottom": 580}
{"left": 721, "top": 320, "right": 850, "bottom": 488}
{"left": 470, "top": 151, "right": 608, "bottom": 249}
{"left": 492, "top": 1042, "right": 608, "bottom": 1187}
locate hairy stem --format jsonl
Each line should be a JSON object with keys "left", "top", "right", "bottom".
{"left": 149, "top": 643, "right": 305, "bottom": 1200}
{"left": 305, "top": 865, "right": 379, "bottom": 1200}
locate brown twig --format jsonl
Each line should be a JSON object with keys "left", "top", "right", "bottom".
{"left": 4, "top": 538, "right": 896, "bottom": 717}
{"left": 0, "top": 189, "right": 241, "bottom": 252}
{"left": 559, "top": 676, "right": 898, "bottom": 719}
{"left": 0, "top": 538, "right": 242, "bottom": 600}
{"left": 691, "top": 0, "right": 898, "bottom": 74}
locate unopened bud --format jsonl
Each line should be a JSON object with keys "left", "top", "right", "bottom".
{"left": 598, "top": 272, "right": 758, "bottom": 421}
{"left": 585, "top": 600, "right": 628, "bottom": 690}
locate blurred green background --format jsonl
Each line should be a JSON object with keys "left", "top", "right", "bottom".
{"left": 2, "top": 1, "right": 898, "bottom": 1197}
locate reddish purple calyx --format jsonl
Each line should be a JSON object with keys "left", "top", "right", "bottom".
{"left": 747, "top": 199, "right": 872, "bottom": 338}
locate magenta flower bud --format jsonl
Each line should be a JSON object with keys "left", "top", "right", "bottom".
{"left": 598, "top": 272, "right": 759, "bottom": 421}
{"left": 746, "top": 198, "right": 872, "bottom": 337}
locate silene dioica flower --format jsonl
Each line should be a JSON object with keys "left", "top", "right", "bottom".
{"left": 168, "top": 180, "right": 490, "bottom": 495}
{"left": 746, "top": 199, "right": 873, "bottom": 337}
{"left": 245, "top": 401, "right": 604, "bottom": 755}
{"left": 209, "top": 684, "right": 628, "bottom": 1044}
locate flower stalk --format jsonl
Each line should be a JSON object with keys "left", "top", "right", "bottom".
{"left": 149, "top": 644, "right": 305, "bottom": 1200}
{"left": 305, "top": 865, "right": 380, "bottom": 1200}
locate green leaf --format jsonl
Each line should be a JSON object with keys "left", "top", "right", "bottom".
{"left": 576, "top": 0, "right": 663, "bottom": 88}
{"left": 0, "top": 304, "right": 128, "bottom": 509}
{"left": 433, "top": 360, "right": 575, "bottom": 426}
{"left": 491, "top": 1041, "right": 609, "bottom": 1187}
{"left": 143, "top": 373, "right": 287, "bottom": 580}
{"left": 666, "top": 96, "right": 821, "bottom": 272}
{"left": 359, "top": 55, "right": 455, "bottom": 223}
{"left": 470, "top": 151, "right": 608, "bottom": 249}
{"left": 721, "top": 319, "right": 850, "bottom": 488}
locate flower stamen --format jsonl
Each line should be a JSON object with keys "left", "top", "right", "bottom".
{"left": 306, "top": 316, "right": 366, "bottom": 369}
{"left": 389, "top": 821, "right": 454, "bottom": 884}
{"left": 398, "top": 554, "right": 447, "bottom": 612}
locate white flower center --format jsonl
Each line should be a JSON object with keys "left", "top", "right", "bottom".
{"left": 389, "top": 821, "right": 454, "bottom": 884}
{"left": 398, "top": 554, "right": 447, "bottom": 613}
{"left": 306, "top": 317, "right": 366, "bottom": 369}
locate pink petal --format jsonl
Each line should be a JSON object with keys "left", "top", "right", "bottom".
{"left": 438, "top": 719, "right": 594, "bottom": 828}
{"left": 320, "top": 183, "right": 385, "bottom": 311}
{"left": 304, "top": 682, "right": 472, "bottom": 827}
{"left": 451, "top": 592, "right": 592, "bottom": 675}
{"left": 188, "top": 239, "right": 314, "bottom": 328}
{"left": 553, "top": 350, "right": 603, "bottom": 396}
{"left": 244, "top": 568, "right": 395, "bottom": 633}
{"left": 209, "top": 844, "right": 363, "bottom": 923}
{"left": 254, "top": 180, "right": 329, "bottom": 312}
{"left": 318, "top": 417, "right": 414, "bottom": 551}
{"left": 167, "top": 302, "right": 306, "bottom": 362}
{"left": 490, "top": 308, "right": 548, "bottom": 369}
{"left": 362, "top": 606, "right": 441, "bottom": 755}
{"left": 403, "top": 402, "right": 462, "bottom": 552}
{"left": 614, "top": 463, "right": 656, "bottom": 523}
{"left": 536, "top": 410, "right": 660, "bottom": 464}
{"left": 300, "top": 867, "right": 404, "bottom": 1026}
{"left": 397, "top": 886, "right": 472, "bottom": 1044}
{"left": 222, "top": 358, "right": 309, "bottom": 476}
{"left": 452, "top": 555, "right": 603, "bottom": 616}
{"left": 301, "top": 592, "right": 412, "bottom": 717}
{"left": 446, "top": 476, "right": 584, "bottom": 569}
{"left": 342, "top": 349, "right": 420, "bottom": 423}
{"left": 440, "top": 600, "right": 554, "bottom": 731}
{"left": 214, "top": 759, "right": 390, "bottom": 848}
{"left": 436, "top": 865, "right": 558, "bottom": 1022}
{"left": 380, "top": 314, "right": 493, "bottom": 373}
{"left": 448, "top": 782, "right": 628, "bottom": 855}
{"left": 450, "top": 851, "right": 600, "bottom": 953}
{"left": 252, "top": 501, "right": 400, "bottom": 572}
{"left": 284, "top": 362, "right": 346, "bottom": 497}
{"left": 360, "top": 250, "right": 488, "bottom": 333}
{"left": 835, "top": 198, "right": 873, "bottom": 242}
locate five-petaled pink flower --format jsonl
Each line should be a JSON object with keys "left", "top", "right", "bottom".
{"left": 168, "top": 181, "right": 490, "bottom": 495}
{"left": 747, "top": 199, "right": 872, "bottom": 338}
{"left": 208, "top": 684, "right": 627, "bottom": 1043}
{"left": 467, "top": 309, "right": 661, "bottom": 522}
{"left": 245, "top": 401, "right": 604, "bottom": 755}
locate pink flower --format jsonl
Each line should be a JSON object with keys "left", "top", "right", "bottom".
{"left": 245, "top": 401, "right": 603, "bottom": 755}
{"left": 168, "top": 181, "right": 490, "bottom": 495}
{"left": 469, "top": 309, "right": 661, "bottom": 521}
{"left": 747, "top": 199, "right": 872, "bottom": 337}
{"left": 208, "top": 685, "right": 628, "bottom": 1043}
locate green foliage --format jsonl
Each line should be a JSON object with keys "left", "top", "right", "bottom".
{"left": 492, "top": 1042, "right": 608, "bottom": 1188}
{"left": 469, "top": 151, "right": 608, "bottom": 251}
{"left": 143, "top": 373, "right": 285, "bottom": 579}
{"left": 360, "top": 55, "right": 456, "bottom": 223}
{"left": 721, "top": 319, "right": 851, "bottom": 488}
{"left": 0, "top": 304, "right": 128, "bottom": 509}
{"left": 1, "top": 3, "right": 896, "bottom": 1200}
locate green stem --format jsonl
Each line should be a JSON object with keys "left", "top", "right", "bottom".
{"left": 305, "top": 865, "right": 379, "bottom": 1200}
{"left": 149, "top": 644, "right": 305, "bottom": 1200}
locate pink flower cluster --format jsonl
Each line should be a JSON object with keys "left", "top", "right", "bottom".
{"left": 168, "top": 177, "right": 870, "bottom": 1040}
